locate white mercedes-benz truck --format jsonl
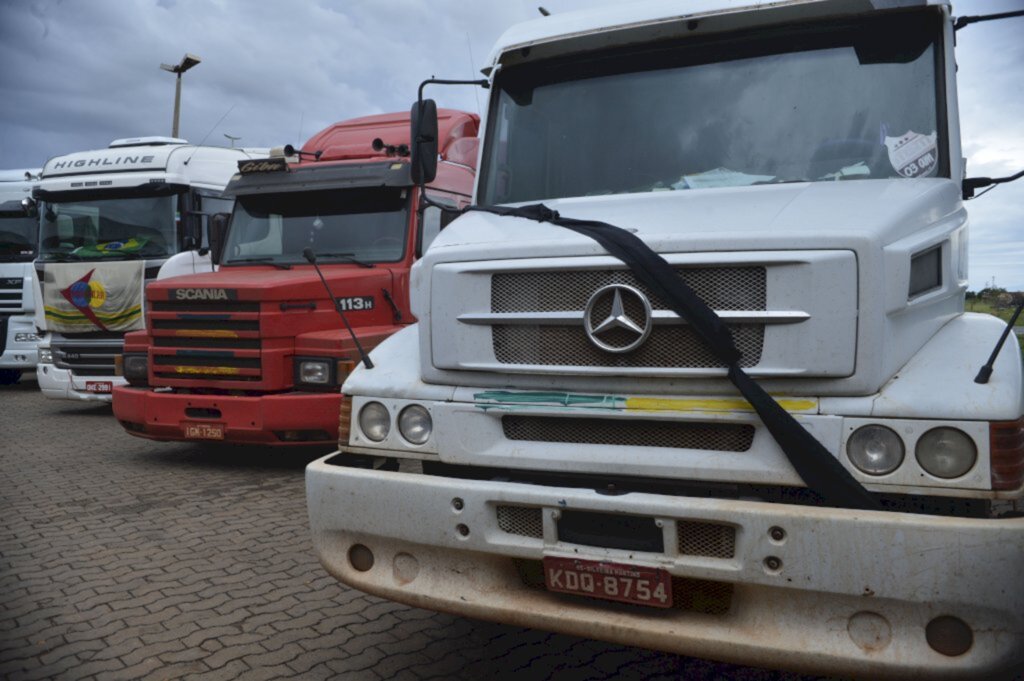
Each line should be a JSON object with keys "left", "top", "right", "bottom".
{"left": 307, "top": 1, "right": 1024, "bottom": 678}
{"left": 32, "top": 137, "right": 254, "bottom": 401}
{"left": 0, "top": 169, "right": 42, "bottom": 385}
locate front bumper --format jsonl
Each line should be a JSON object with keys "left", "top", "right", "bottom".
{"left": 113, "top": 386, "right": 342, "bottom": 446}
{"left": 0, "top": 315, "right": 39, "bottom": 370}
{"left": 306, "top": 458, "right": 1024, "bottom": 680}
{"left": 36, "top": 363, "right": 122, "bottom": 402}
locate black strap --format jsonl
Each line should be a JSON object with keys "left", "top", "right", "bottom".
{"left": 468, "top": 203, "right": 881, "bottom": 511}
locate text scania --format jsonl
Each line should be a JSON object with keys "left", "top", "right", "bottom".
{"left": 172, "top": 289, "right": 235, "bottom": 301}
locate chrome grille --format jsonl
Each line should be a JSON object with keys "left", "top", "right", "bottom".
{"left": 490, "top": 267, "right": 765, "bottom": 368}
{"left": 492, "top": 267, "right": 766, "bottom": 313}
{"left": 0, "top": 277, "right": 23, "bottom": 313}
{"left": 496, "top": 506, "right": 543, "bottom": 538}
{"left": 676, "top": 521, "right": 736, "bottom": 558}
{"left": 493, "top": 324, "right": 763, "bottom": 368}
{"left": 502, "top": 416, "right": 755, "bottom": 452}
{"left": 53, "top": 337, "right": 123, "bottom": 376}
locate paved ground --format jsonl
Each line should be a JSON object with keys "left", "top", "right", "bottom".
{"left": 1, "top": 375, "right": 832, "bottom": 681}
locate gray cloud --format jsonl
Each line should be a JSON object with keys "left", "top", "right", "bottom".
{"left": 1, "top": 0, "right": 1021, "bottom": 289}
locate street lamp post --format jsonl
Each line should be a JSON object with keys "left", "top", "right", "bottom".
{"left": 159, "top": 54, "right": 201, "bottom": 138}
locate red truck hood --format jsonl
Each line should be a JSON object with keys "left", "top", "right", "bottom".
{"left": 149, "top": 264, "right": 395, "bottom": 302}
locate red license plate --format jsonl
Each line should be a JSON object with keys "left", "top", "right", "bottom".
{"left": 543, "top": 556, "right": 673, "bottom": 608}
{"left": 85, "top": 381, "right": 113, "bottom": 394}
{"left": 182, "top": 422, "right": 225, "bottom": 440}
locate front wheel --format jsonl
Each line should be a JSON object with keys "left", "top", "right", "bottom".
{"left": 0, "top": 369, "right": 22, "bottom": 385}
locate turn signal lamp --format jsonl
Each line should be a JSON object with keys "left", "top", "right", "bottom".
{"left": 338, "top": 395, "right": 352, "bottom": 448}
{"left": 991, "top": 417, "right": 1024, "bottom": 491}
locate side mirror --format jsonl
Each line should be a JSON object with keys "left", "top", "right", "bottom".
{"left": 21, "top": 197, "right": 38, "bottom": 218}
{"left": 209, "top": 212, "right": 231, "bottom": 265}
{"left": 410, "top": 99, "right": 439, "bottom": 185}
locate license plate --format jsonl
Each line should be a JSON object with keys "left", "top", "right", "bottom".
{"left": 543, "top": 556, "right": 673, "bottom": 608}
{"left": 182, "top": 422, "right": 225, "bottom": 440}
{"left": 85, "top": 381, "right": 112, "bottom": 394}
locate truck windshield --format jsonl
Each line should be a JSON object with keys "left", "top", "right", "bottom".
{"left": 223, "top": 187, "right": 408, "bottom": 266}
{"left": 38, "top": 194, "right": 177, "bottom": 261}
{"left": 480, "top": 10, "right": 944, "bottom": 205}
{"left": 0, "top": 211, "right": 38, "bottom": 261}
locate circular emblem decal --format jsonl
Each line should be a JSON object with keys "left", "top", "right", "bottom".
{"left": 583, "top": 284, "right": 653, "bottom": 353}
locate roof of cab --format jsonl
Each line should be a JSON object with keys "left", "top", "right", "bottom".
{"left": 301, "top": 109, "right": 479, "bottom": 164}
{"left": 485, "top": 0, "right": 948, "bottom": 68}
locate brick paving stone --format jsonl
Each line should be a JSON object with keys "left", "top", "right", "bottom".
{"left": 0, "top": 378, "right": 835, "bottom": 681}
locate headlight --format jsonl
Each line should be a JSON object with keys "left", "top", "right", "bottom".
{"left": 296, "top": 358, "right": 332, "bottom": 385}
{"left": 15, "top": 333, "right": 40, "bottom": 343}
{"left": 38, "top": 348, "right": 53, "bottom": 364}
{"left": 123, "top": 354, "right": 149, "bottom": 380}
{"left": 847, "top": 425, "right": 904, "bottom": 475}
{"left": 358, "top": 402, "right": 390, "bottom": 441}
{"left": 916, "top": 427, "right": 977, "bottom": 479}
{"left": 398, "top": 405, "right": 432, "bottom": 445}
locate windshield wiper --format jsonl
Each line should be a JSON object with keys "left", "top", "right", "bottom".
{"left": 312, "top": 252, "right": 375, "bottom": 268}
{"left": 224, "top": 257, "right": 292, "bottom": 270}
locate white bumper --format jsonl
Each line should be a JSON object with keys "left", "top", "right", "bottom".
{"left": 307, "top": 458, "right": 1024, "bottom": 680}
{"left": 35, "top": 363, "right": 122, "bottom": 402}
{"left": 0, "top": 315, "right": 39, "bottom": 369}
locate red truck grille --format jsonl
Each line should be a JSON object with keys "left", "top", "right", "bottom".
{"left": 148, "top": 300, "right": 262, "bottom": 382}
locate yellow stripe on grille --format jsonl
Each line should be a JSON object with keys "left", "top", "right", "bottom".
{"left": 174, "top": 329, "right": 240, "bottom": 338}
{"left": 172, "top": 366, "right": 242, "bottom": 375}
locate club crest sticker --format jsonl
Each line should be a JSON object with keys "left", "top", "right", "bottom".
{"left": 884, "top": 130, "right": 938, "bottom": 178}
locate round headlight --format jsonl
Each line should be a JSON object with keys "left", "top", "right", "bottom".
{"left": 847, "top": 425, "right": 904, "bottom": 475}
{"left": 916, "top": 427, "right": 976, "bottom": 479}
{"left": 398, "top": 405, "right": 432, "bottom": 445}
{"left": 358, "top": 402, "right": 390, "bottom": 442}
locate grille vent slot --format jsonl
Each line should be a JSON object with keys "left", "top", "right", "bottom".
{"left": 502, "top": 416, "right": 755, "bottom": 452}
{"left": 493, "top": 324, "right": 763, "bottom": 368}
{"left": 496, "top": 506, "right": 543, "bottom": 539}
{"left": 492, "top": 267, "right": 765, "bottom": 313}
{"left": 676, "top": 521, "right": 736, "bottom": 559}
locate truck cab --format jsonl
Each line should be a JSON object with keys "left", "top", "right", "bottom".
{"left": 306, "top": 1, "right": 1024, "bottom": 678}
{"left": 0, "top": 169, "right": 42, "bottom": 385}
{"left": 112, "top": 110, "right": 478, "bottom": 446}
{"left": 31, "top": 137, "right": 256, "bottom": 401}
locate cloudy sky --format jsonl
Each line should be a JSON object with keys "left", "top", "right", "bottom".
{"left": 1, "top": 0, "right": 1021, "bottom": 290}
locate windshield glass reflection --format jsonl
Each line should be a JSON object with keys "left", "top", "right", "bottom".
{"left": 480, "top": 10, "right": 943, "bottom": 204}
{"left": 223, "top": 187, "right": 408, "bottom": 265}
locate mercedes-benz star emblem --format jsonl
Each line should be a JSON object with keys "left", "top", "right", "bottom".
{"left": 583, "top": 284, "right": 653, "bottom": 353}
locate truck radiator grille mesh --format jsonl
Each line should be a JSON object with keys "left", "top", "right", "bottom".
{"left": 148, "top": 299, "right": 262, "bottom": 382}
{"left": 490, "top": 267, "right": 765, "bottom": 369}
{"left": 502, "top": 416, "right": 755, "bottom": 452}
{"left": 492, "top": 267, "right": 766, "bottom": 313}
{"left": 493, "top": 324, "right": 763, "bottom": 368}
{"left": 496, "top": 505, "right": 543, "bottom": 538}
{"left": 53, "top": 340, "right": 123, "bottom": 377}
{"left": 677, "top": 521, "right": 736, "bottom": 558}
{"left": 512, "top": 559, "right": 733, "bottom": 614}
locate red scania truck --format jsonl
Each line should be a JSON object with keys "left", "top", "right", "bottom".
{"left": 111, "top": 110, "right": 478, "bottom": 445}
